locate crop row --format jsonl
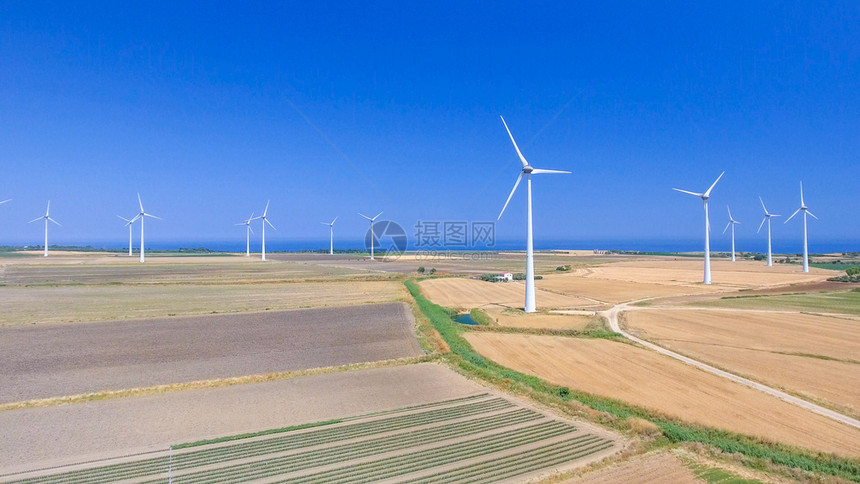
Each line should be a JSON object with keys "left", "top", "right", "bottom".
{"left": 270, "top": 421, "right": 576, "bottom": 484}
{"left": 164, "top": 409, "right": 543, "bottom": 484}
{"left": 14, "top": 397, "right": 511, "bottom": 484}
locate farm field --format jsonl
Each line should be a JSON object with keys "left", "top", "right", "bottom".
{"left": 566, "top": 452, "right": 701, "bottom": 483}
{"left": 624, "top": 308, "right": 860, "bottom": 416}
{"left": 418, "top": 277, "right": 600, "bottom": 311}
{"left": 486, "top": 309, "right": 596, "bottom": 330}
{"left": 0, "top": 303, "right": 422, "bottom": 403}
{"left": 0, "top": 281, "right": 402, "bottom": 325}
{"left": 464, "top": 332, "right": 860, "bottom": 457}
{"left": 692, "top": 289, "right": 860, "bottom": 316}
{"left": 537, "top": 271, "right": 719, "bottom": 304}
{"left": 586, "top": 259, "right": 831, "bottom": 288}
{"left": 1, "top": 364, "right": 619, "bottom": 482}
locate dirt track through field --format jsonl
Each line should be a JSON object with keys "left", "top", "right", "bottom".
{"left": 0, "top": 303, "right": 422, "bottom": 403}
{"left": 465, "top": 332, "right": 860, "bottom": 457}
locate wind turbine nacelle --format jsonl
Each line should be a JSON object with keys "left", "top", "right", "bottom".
{"left": 522, "top": 165, "right": 534, "bottom": 174}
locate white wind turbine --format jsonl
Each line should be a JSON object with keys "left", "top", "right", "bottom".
{"left": 497, "top": 116, "right": 570, "bottom": 313}
{"left": 723, "top": 206, "right": 741, "bottom": 262}
{"left": 673, "top": 171, "right": 725, "bottom": 284}
{"left": 29, "top": 201, "right": 61, "bottom": 257}
{"left": 785, "top": 181, "right": 818, "bottom": 273}
{"left": 321, "top": 216, "right": 337, "bottom": 255}
{"left": 235, "top": 212, "right": 255, "bottom": 257}
{"left": 358, "top": 212, "right": 383, "bottom": 260}
{"left": 253, "top": 201, "right": 275, "bottom": 261}
{"left": 129, "top": 193, "right": 162, "bottom": 263}
{"left": 757, "top": 197, "right": 780, "bottom": 267}
{"left": 117, "top": 215, "right": 135, "bottom": 256}
{"left": 0, "top": 199, "right": 10, "bottom": 205}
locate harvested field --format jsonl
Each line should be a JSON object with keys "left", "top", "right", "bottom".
{"left": 465, "top": 333, "right": 860, "bottom": 457}
{"left": 486, "top": 308, "right": 595, "bottom": 330}
{"left": 418, "top": 278, "right": 599, "bottom": 311}
{"left": 626, "top": 309, "right": 860, "bottom": 416}
{"left": 0, "top": 303, "right": 422, "bottom": 403}
{"left": 0, "top": 281, "right": 402, "bottom": 325}
{"left": 695, "top": 290, "right": 860, "bottom": 316}
{"left": 587, "top": 259, "right": 830, "bottom": 288}
{"left": 537, "top": 272, "right": 717, "bottom": 304}
{"left": 1, "top": 364, "right": 619, "bottom": 482}
{"left": 566, "top": 452, "right": 701, "bottom": 484}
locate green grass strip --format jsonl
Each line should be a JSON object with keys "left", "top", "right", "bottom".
{"left": 405, "top": 279, "right": 860, "bottom": 482}
{"left": 173, "top": 419, "right": 340, "bottom": 450}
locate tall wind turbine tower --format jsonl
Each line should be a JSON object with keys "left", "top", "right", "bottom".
{"left": 785, "top": 182, "right": 818, "bottom": 273}
{"left": 255, "top": 201, "right": 275, "bottom": 261}
{"left": 129, "top": 194, "right": 162, "bottom": 263}
{"left": 321, "top": 217, "right": 337, "bottom": 255}
{"left": 723, "top": 206, "right": 741, "bottom": 262}
{"left": 358, "top": 212, "right": 383, "bottom": 260}
{"left": 757, "top": 197, "right": 780, "bottom": 267}
{"left": 29, "top": 201, "right": 61, "bottom": 257}
{"left": 235, "top": 212, "right": 255, "bottom": 256}
{"left": 673, "top": 172, "right": 725, "bottom": 284}
{"left": 118, "top": 215, "right": 135, "bottom": 256}
{"left": 497, "top": 116, "right": 570, "bottom": 313}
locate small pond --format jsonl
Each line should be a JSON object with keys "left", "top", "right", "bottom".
{"left": 454, "top": 313, "right": 477, "bottom": 325}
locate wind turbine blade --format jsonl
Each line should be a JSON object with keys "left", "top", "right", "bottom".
{"left": 236, "top": 222, "right": 246, "bottom": 226}
{"left": 373, "top": 211, "right": 383, "bottom": 220}
{"left": 727, "top": 205, "right": 733, "bottom": 220}
{"left": 48, "top": 217, "right": 61, "bottom": 226}
{"left": 248, "top": 226, "right": 254, "bottom": 234}
{"left": 331, "top": 216, "right": 338, "bottom": 225}
{"left": 145, "top": 213, "right": 163, "bottom": 220}
{"left": 118, "top": 215, "right": 131, "bottom": 223}
{"left": 137, "top": 193, "right": 144, "bottom": 213}
{"left": 757, "top": 217, "right": 766, "bottom": 233}
{"left": 723, "top": 221, "right": 731, "bottom": 234}
{"left": 0, "top": 199, "right": 10, "bottom": 204}
{"left": 263, "top": 200, "right": 270, "bottom": 217}
{"left": 499, "top": 116, "right": 529, "bottom": 168}
{"left": 807, "top": 210, "right": 819, "bottom": 220}
{"left": 498, "top": 172, "right": 524, "bottom": 220}
{"left": 800, "top": 181, "right": 805, "bottom": 207}
{"left": 759, "top": 196, "right": 768, "bottom": 214}
{"left": 785, "top": 208, "right": 801, "bottom": 223}
{"left": 130, "top": 214, "right": 142, "bottom": 223}
{"left": 28, "top": 216, "right": 42, "bottom": 224}
{"left": 320, "top": 221, "right": 329, "bottom": 225}
{"left": 358, "top": 213, "right": 372, "bottom": 221}
{"left": 266, "top": 219, "right": 276, "bottom": 230}
{"left": 672, "top": 188, "right": 703, "bottom": 197}
{"left": 46, "top": 200, "right": 51, "bottom": 217}
{"left": 703, "top": 171, "right": 725, "bottom": 198}
{"left": 530, "top": 168, "right": 571, "bottom": 174}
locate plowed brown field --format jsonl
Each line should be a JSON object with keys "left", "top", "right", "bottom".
{"left": 566, "top": 452, "right": 701, "bottom": 484}
{"left": 465, "top": 332, "right": 860, "bottom": 457}
{"left": 537, "top": 273, "right": 717, "bottom": 303}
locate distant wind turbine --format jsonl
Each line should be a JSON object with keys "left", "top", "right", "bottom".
{"left": 785, "top": 182, "right": 818, "bottom": 273}
{"left": 0, "top": 199, "right": 10, "bottom": 205}
{"left": 235, "top": 212, "right": 255, "bottom": 257}
{"left": 673, "top": 171, "right": 725, "bottom": 284}
{"left": 358, "top": 212, "right": 383, "bottom": 260}
{"left": 129, "top": 194, "right": 162, "bottom": 263}
{"left": 254, "top": 201, "right": 275, "bottom": 261}
{"left": 757, "top": 197, "right": 780, "bottom": 267}
{"left": 29, "top": 201, "right": 61, "bottom": 257}
{"left": 723, "top": 206, "right": 741, "bottom": 262}
{"left": 321, "top": 216, "right": 337, "bottom": 255}
{"left": 497, "top": 116, "right": 570, "bottom": 313}
{"left": 118, "top": 215, "right": 135, "bottom": 256}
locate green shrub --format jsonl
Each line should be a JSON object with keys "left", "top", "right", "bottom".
{"left": 417, "top": 266, "right": 425, "bottom": 274}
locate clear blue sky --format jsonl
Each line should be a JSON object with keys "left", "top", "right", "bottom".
{"left": 1, "top": 1, "right": 858, "bottom": 251}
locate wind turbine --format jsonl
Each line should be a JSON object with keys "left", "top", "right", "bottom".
{"left": 118, "top": 215, "right": 135, "bottom": 256}
{"left": 235, "top": 212, "right": 255, "bottom": 257}
{"left": 0, "top": 199, "right": 10, "bottom": 205}
{"left": 254, "top": 201, "right": 275, "bottom": 261}
{"left": 757, "top": 197, "right": 780, "bottom": 267}
{"left": 785, "top": 181, "right": 818, "bottom": 273}
{"left": 129, "top": 194, "right": 162, "bottom": 263}
{"left": 28, "top": 201, "right": 61, "bottom": 257}
{"left": 358, "top": 212, "right": 383, "bottom": 260}
{"left": 321, "top": 217, "right": 337, "bottom": 255}
{"left": 723, "top": 206, "right": 741, "bottom": 262}
{"left": 497, "top": 116, "right": 570, "bottom": 313}
{"left": 673, "top": 171, "right": 725, "bottom": 284}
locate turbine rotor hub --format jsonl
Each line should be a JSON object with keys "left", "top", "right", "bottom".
{"left": 522, "top": 165, "right": 534, "bottom": 174}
